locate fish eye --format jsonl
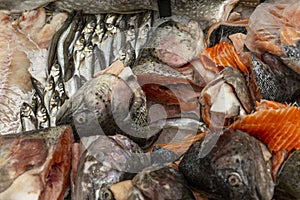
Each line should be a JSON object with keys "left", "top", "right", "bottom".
{"left": 101, "top": 189, "right": 114, "bottom": 200}
{"left": 227, "top": 172, "right": 242, "bottom": 188}
{"left": 74, "top": 112, "right": 87, "bottom": 124}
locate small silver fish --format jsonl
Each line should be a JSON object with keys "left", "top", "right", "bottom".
{"left": 36, "top": 103, "right": 50, "bottom": 129}
{"left": 20, "top": 102, "right": 37, "bottom": 131}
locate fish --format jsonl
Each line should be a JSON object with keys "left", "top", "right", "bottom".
{"left": 127, "top": 165, "right": 196, "bottom": 200}
{"left": 0, "top": 0, "right": 55, "bottom": 13}
{"left": 50, "top": 0, "right": 239, "bottom": 24}
{"left": 179, "top": 129, "right": 274, "bottom": 200}
{"left": 250, "top": 52, "right": 300, "bottom": 104}
{"left": 0, "top": 125, "right": 74, "bottom": 200}
{"left": 274, "top": 149, "right": 300, "bottom": 199}
{"left": 206, "top": 20, "right": 248, "bottom": 48}
{"left": 201, "top": 42, "right": 248, "bottom": 74}
{"left": 199, "top": 67, "right": 255, "bottom": 128}
{"left": 20, "top": 102, "right": 37, "bottom": 131}
{"left": 230, "top": 100, "right": 300, "bottom": 152}
{"left": 56, "top": 67, "right": 148, "bottom": 146}
{"left": 73, "top": 134, "right": 149, "bottom": 200}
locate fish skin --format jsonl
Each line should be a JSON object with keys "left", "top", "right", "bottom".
{"left": 56, "top": 68, "right": 148, "bottom": 145}
{"left": 275, "top": 150, "right": 300, "bottom": 199}
{"left": 51, "top": 0, "right": 239, "bottom": 23}
{"left": 128, "top": 165, "right": 196, "bottom": 200}
{"left": 251, "top": 53, "right": 300, "bottom": 104}
{"left": 73, "top": 134, "right": 149, "bottom": 200}
{"left": 179, "top": 129, "right": 274, "bottom": 200}
{"left": 0, "top": 0, "right": 55, "bottom": 13}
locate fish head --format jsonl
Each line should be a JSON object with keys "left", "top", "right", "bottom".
{"left": 56, "top": 72, "right": 147, "bottom": 139}
{"left": 148, "top": 19, "right": 205, "bottom": 68}
{"left": 179, "top": 129, "right": 274, "bottom": 200}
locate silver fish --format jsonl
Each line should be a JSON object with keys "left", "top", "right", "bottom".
{"left": 135, "top": 11, "right": 153, "bottom": 58}
{"left": 36, "top": 103, "right": 50, "bottom": 129}
{"left": 20, "top": 102, "right": 37, "bottom": 131}
{"left": 43, "top": 75, "right": 55, "bottom": 113}
{"left": 100, "top": 14, "right": 118, "bottom": 68}
{"left": 49, "top": 90, "right": 61, "bottom": 127}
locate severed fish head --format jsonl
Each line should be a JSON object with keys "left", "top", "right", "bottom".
{"left": 56, "top": 67, "right": 148, "bottom": 144}
{"left": 179, "top": 129, "right": 274, "bottom": 200}
{"left": 73, "top": 134, "right": 149, "bottom": 200}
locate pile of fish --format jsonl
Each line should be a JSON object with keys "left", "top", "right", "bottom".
{"left": 0, "top": 0, "right": 300, "bottom": 199}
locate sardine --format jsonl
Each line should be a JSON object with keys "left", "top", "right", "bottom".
{"left": 135, "top": 11, "right": 153, "bottom": 58}
{"left": 0, "top": 125, "right": 74, "bottom": 200}
{"left": 179, "top": 129, "right": 274, "bottom": 200}
{"left": 36, "top": 103, "right": 50, "bottom": 129}
{"left": 20, "top": 102, "right": 37, "bottom": 131}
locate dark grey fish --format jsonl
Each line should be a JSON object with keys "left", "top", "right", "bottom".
{"left": 73, "top": 134, "right": 149, "bottom": 200}
{"left": 274, "top": 150, "right": 300, "bottom": 200}
{"left": 179, "top": 129, "right": 274, "bottom": 200}
{"left": 250, "top": 53, "right": 300, "bottom": 104}
{"left": 128, "top": 165, "right": 195, "bottom": 200}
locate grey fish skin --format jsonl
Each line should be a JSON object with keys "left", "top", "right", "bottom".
{"left": 132, "top": 18, "right": 205, "bottom": 80}
{"left": 274, "top": 150, "right": 300, "bottom": 199}
{"left": 128, "top": 165, "right": 195, "bottom": 200}
{"left": 179, "top": 129, "right": 274, "bottom": 200}
{"left": 56, "top": 69, "right": 148, "bottom": 145}
{"left": 74, "top": 134, "right": 149, "bottom": 200}
{"left": 0, "top": 0, "right": 55, "bottom": 13}
{"left": 251, "top": 53, "right": 300, "bottom": 104}
{"left": 51, "top": 0, "right": 239, "bottom": 23}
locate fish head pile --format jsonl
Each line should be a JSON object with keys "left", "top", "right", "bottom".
{"left": 179, "top": 129, "right": 274, "bottom": 200}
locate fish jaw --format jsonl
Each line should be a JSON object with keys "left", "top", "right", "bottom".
{"left": 179, "top": 129, "right": 274, "bottom": 200}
